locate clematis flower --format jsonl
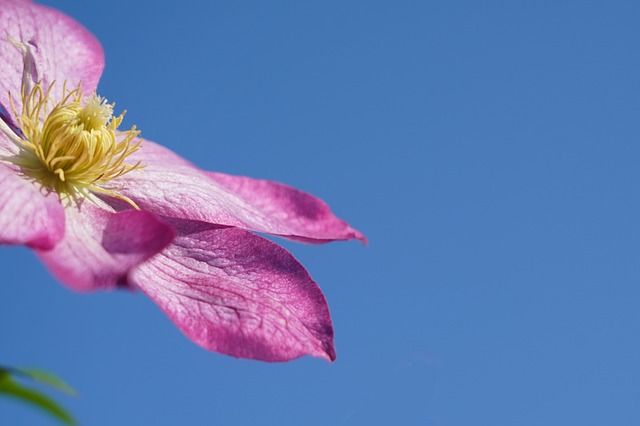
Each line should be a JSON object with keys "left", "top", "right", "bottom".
{"left": 0, "top": 0, "right": 364, "bottom": 362}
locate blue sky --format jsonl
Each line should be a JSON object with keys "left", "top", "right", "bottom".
{"left": 2, "top": 1, "right": 640, "bottom": 425}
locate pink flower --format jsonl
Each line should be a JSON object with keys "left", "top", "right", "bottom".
{"left": 0, "top": 0, "right": 364, "bottom": 362}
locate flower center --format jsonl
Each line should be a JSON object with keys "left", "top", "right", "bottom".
{"left": 9, "top": 82, "right": 143, "bottom": 206}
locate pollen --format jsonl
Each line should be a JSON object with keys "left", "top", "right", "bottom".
{"left": 5, "top": 81, "right": 143, "bottom": 208}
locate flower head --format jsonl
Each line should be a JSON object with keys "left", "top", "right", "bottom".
{"left": 0, "top": 0, "right": 364, "bottom": 362}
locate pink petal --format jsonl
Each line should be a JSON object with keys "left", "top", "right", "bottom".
{"left": 129, "top": 220, "right": 336, "bottom": 362}
{"left": 207, "top": 171, "right": 366, "bottom": 243}
{"left": 37, "top": 202, "right": 174, "bottom": 292}
{"left": 0, "top": 0, "right": 104, "bottom": 139}
{"left": 118, "top": 140, "right": 365, "bottom": 243}
{"left": 0, "top": 163, "right": 64, "bottom": 249}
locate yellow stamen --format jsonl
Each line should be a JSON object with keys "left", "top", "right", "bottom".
{"left": 6, "top": 80, "right": 143, "bottom": 208}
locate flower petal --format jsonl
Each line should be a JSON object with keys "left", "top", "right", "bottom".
{"left": 119, "top": 140, "right": 365, "bottom": 243}
{"left": 0, "top": 163, "right": 64, "bottom": 249}
{"left": 206, "top": 171, "right": 366, "bottom": 243}
{"left": 37, "top": 202, "right": 174, "bottom": 292}
{"left": 0, "top": 0, "right": 104, "bottom": 134}
{"left": 129, "top": 219, "right": 336, "bottom": 362}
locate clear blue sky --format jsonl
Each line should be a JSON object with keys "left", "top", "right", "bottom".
{"left": 2, "top": 1, "right": 640, "bottom": 425}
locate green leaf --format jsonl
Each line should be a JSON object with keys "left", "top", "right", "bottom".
{"left": 0, "top": 368, "right": 77, "bottom": 425}
{"left": 11, "top": 367, "right": 77, "bottom": 395}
